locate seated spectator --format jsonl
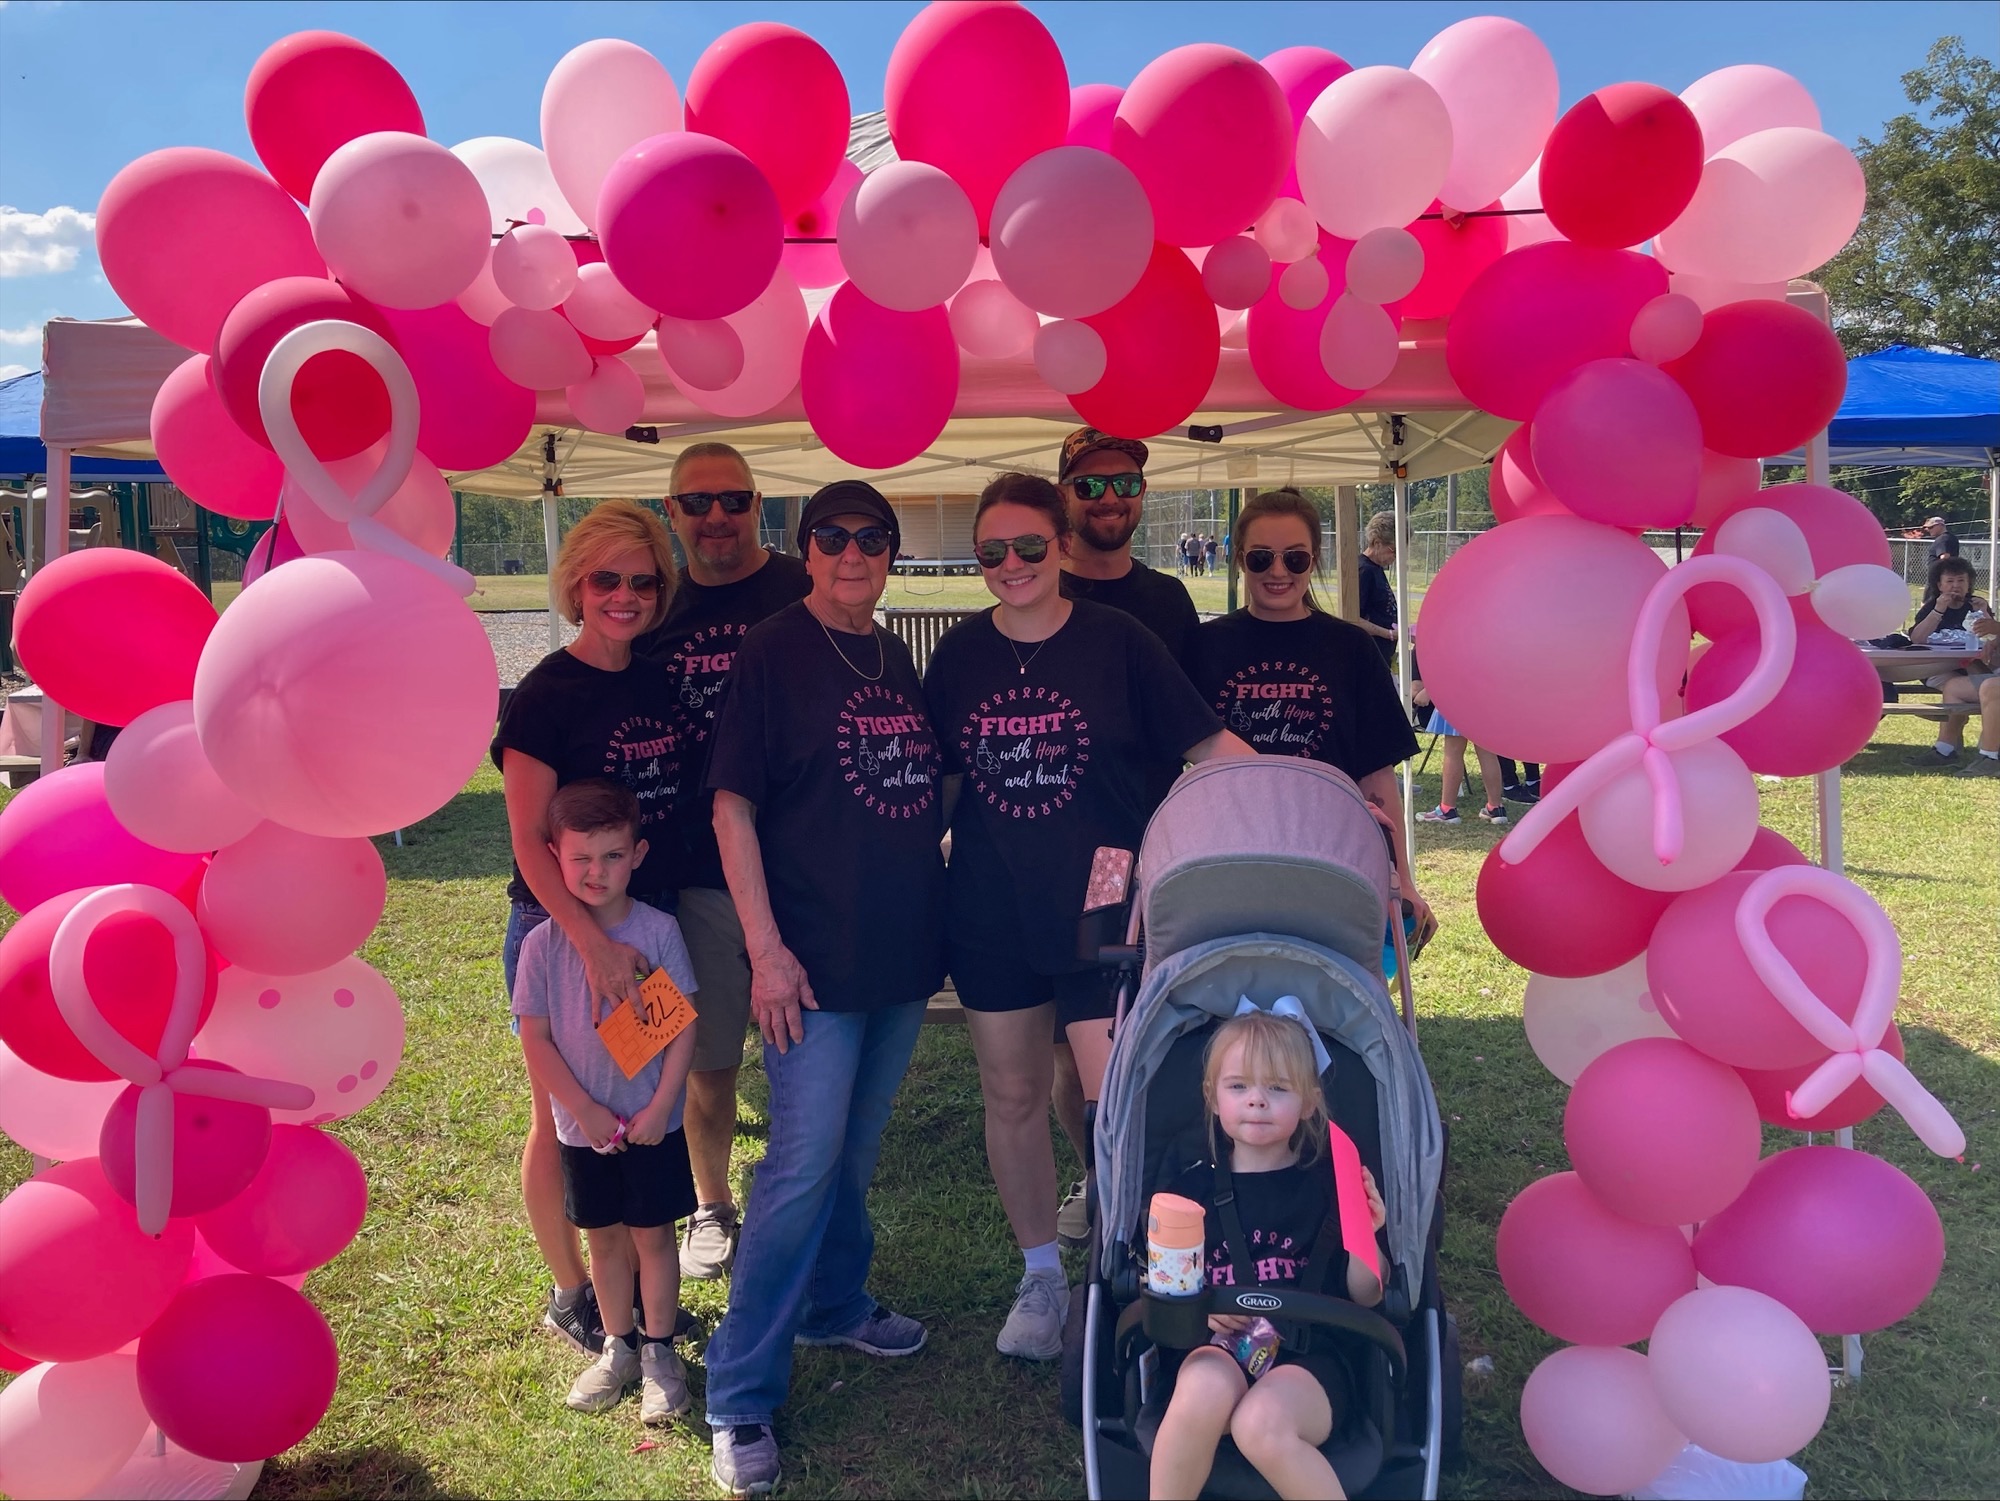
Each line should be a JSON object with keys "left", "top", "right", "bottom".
{"left": 1955, "top": 614, "right": 2000, "bottom": 778}
{"left": 1907, "top": 555, "right": 1993, "bottom": 769}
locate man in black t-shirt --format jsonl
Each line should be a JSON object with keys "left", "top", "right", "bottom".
{"left": 1924, "top": 515, "right": 1961, "bottom": 568}
{"left": 1356, "top": 511, "right": 1401, "bottom": 668}
{"left": 1056, "top": 427, "right": 1202, "bottom": 667}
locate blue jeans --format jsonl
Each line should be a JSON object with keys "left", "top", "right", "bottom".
{"left": 703, "top": 1001, "right": 926, "bottom": 1429}
{"left": 502, "top": 898, "right": 550, "bottom": 1035}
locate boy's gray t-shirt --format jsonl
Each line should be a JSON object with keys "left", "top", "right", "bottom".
{"left": 511, "top": 901, "right": 699, "bottom": 1149}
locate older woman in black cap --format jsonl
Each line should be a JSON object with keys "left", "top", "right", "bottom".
{"left": 700, "top": 479, "right": 946, "bottom": 1497}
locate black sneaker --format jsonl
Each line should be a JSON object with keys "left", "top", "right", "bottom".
{"left": 543, "top": 1283, "right": 605, "bottom": 1355}
{"left": 1501, "top": 782, "right": 1540, "bottom": 806}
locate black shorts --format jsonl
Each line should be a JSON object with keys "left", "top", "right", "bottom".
{"left": 949, "top": 942, "right": 1116, "bottom": 1030}
{"left": 559, "top": 1128, "right": 698, "bottom": 1230}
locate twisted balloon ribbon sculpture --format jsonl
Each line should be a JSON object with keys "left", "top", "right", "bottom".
{"left": 258, "top": 319, "right": 479, "bottom": 598}
{"left": 1499, "top": 554, "right": 1797, "bottom": 869}
{"left": 49, "top": 885, "right": 316, "bottom": 1234}
{"left": 1736, "top": 865, "right": 1965, "bottom": 1159}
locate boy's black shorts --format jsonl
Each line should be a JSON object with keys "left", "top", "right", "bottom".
{"left": 559, "top": 1127, "right": 697, "bottom": 1230}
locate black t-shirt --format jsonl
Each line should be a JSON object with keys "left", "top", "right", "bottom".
{"left": 924, "top": 601, "right": 1221, "bottom": 972}
{"left": 705, "top": 602, "right": 946, "bottom": 1013}
{"left": 1060, "top": 561, "right": 1201, "bottom": 667}
{"left": 1174, "top": 1156, "right": 1345, "bottom": 1294}
{"left": 633, "top": 551, "right": 810, "bottom": 890}
{"left": 1930, "top": 530, "right": 1960, "bottom": 567}
{"left": 1186, "top": 611, "right": 1418, "bottom": 781}
{"left": 491, "top": 649, "right": 686, "bottom": 907}
{"left": 1356, "top": 555, "right": 1397, "bottom": 667}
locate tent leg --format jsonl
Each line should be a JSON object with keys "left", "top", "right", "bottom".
{"left": 542, "top": 492, "right": 562, "bottom": 651}
{"left": 1394, "top": 478, "right": 1414, "bottom": 872}
{"left": 1987, "top": 466, "right": 1997, "bottom": 607}
{"left": 39, "top": 448, "right": 71, "bottom": 777}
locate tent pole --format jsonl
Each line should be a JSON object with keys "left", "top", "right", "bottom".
{"left": 1226, "top": 489, "right": 1240, "bottom": 614}
{"left": 39, "top": 448, "right": 71, "bottom": 777}
{"left": 1393, "top": 477, "right": 1414, "bottom": 877}
{"left": 1988, "top": 464, "right": 1997, "bottom": 606}
{"left": 541, "top": 433, "right": 563, "bottom": 650}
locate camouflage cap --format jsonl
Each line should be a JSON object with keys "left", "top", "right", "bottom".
{"left": 1057, "top": 426, "right": 1149, "bottom": 482}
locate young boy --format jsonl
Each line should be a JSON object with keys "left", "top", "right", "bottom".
{"left": 513, "top": 778, "right": 701, "bottom": 1422}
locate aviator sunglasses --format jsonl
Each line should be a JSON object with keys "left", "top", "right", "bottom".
{"left": 672, "top": 489, "right": 758, "bottom": 516}
{"left": 1243, "top": 547, "right": 1315, "bottom": 576}
{"left": 1067, "top": 473, "right": 1145, "bottom": 501}
{"left": 810, "top": 525, "right": 894, "bottom": 557}
{"left": 975, "top": 534, "right": 1053, "bottom": 569}
{"left": 583, "top": 570, "right": 664, "bottom": 596}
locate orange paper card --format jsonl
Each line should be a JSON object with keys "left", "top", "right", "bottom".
{"left": 1328, "top": 1122, "right": 1381, "bottom": 1283}
{"left": 596, "top": 968, "right": 697, "bottom": 1080}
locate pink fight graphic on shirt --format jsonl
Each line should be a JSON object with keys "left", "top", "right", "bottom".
{"left": 1210, "top": 1223, "right": 1313, "bottom": 1288}
{"left": 960, "top": 684, "right": 1092, "bottom": 820}
{"left": 664, "top": 622, "right": 744, "bottom": 742}
{"left": 837, "top": 684, "right": 939, "bottom": 818}
{"left": 1217, "top": 661, "right": 1337, "bottom": 758}
{"left": 599, "top": 711, "right": 684, "bottom": 833}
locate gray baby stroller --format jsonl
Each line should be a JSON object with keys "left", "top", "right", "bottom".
{"left": 1060, "top": 758, "right": 1460, "bottom": 1500}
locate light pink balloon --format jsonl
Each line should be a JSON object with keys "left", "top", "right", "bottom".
{"left": 309, "top": 131, "right": 489, "bottom": 309}
{"left": 1499, "top": 1170, "right": 1696, "bottom": 1347}
{"left": 1648, "top": 1287, "right": 1831, "bottom": 1463}
{"left": 1261, "top": 47, "right": 1354, "bottom": 201}
{"left": 1656, "top": 128, "right": 1866, "bottom": 285}
{"left": 657, "top": 317, "right": 746, "bottom": 393}
{"left": 451, "top": 134, "right": 583, "bottom": 237}
{"left": 374, "top": 302, "right": 536, "bottom": 471}
{"left": 1629, "top": 292, "right": 1704, "bottom": 365}
{"left": 1034, "top": 319, "right": 1107, "bottom": 395}
{"left": 1522, "top": 957, "right": 1676, "bottom": 1085}
{"left": 455, "top": 247, "right": 511, "bottom": 326}
{"left": 1278, "top": 255, "right": 1330, "bottom": 311}
{"left": 564, "top": 261, "right": 655, "bottom": 341}
{"left": 0, "top": 1352, "right": 152, "bottom": 1500}
{"left": 1345, "top": 227, "right": 1424, "bottom": 305}
{"left": 1680, "top": 64, "right": 1822, "bottom": 155}
{"left": 598, "top": 132, "right": 783, "bottom": 322}
{"left": 1687, "top": 482, "right": 1891, "bottom": 640}
{"left": 1668, "top": 269, "right": 1790, "bottom": 313}
{"left": 1319, "top": 292, "right": 1399, "bottom": 389}
{"left": 150, "top": 355, "right": 284, "bottom": 522}
{"left": 1531, "top": 358, "right": 1702, "bottom": 528}
{"left": 683, "top": 22, "right": 849, "bottom": 220}
{"left": 991, "top": 147, "right": 1154, "bottom": 319}
{"left": 1812, "top": 563, "right": 1910, "bottom": 639}
{"left": 193, "top": 957, "right": 404, "bottom": 1126}
{"left": 1202, "top": 236, "right": 1273, "bottom": 311}
{"left": 103, "top": 701, "right": 264, "bottom": 856}
{"left": 541, "top": 39, "right": 682, "bottom": 230}
{"left": 1065, "top": 83, "right": 1123, "bottom": 150}
{"left": 285, "top": 444, "right": 456, "bottom": 559}
{"left": 1298, "top": 66, "right": 1452, "bottom": 238}
{"left": 1714, "top": 507, "right": 1815, "bottom": 594}
{"left": 950, "top": 278, "right": 1039, "bottom": 358}
{"left": 490, "top": 224, "right": 578, "bottom": 310}
{"left": 801, "top": 284, "right": 958, "bottom": 470}
{"left": 198, "top": 822, "right": 386, "bottom": 976}
{"left": 193, "top": 550, "right": 498, "bottom": 839}
{"left": 1690, "top": 449, "right": 1764, "bottom": 528}
{"left": 1245, "top": 233, "right": 1360, "bottom": 412}
{"left": 488, "top": 305, "right": 592, "bottom": 390}
{"left": 1252, "top": 196, "right": 1318, "bottom": 264}
{"left": 837, "top": 160, "right": 980, "bottom": 312}
{"left": 1581, "top": 738, "right": 1761, "bottom": 893}
{"left": 567, "top": 356, "right": 647, "bottom": 433}
{"left": 1410, "top": 16, "right": 1559, "bottom": 212}
{"left": 1500, "top": 154, "right": 1564, "bottom": 251}
{"left": 0, "top": 1039, "right": 126, "bottom": 1160}
{"left": 783, "top": 158, "right": 862, "bottom": 290}
{"left": 1521, "top": 1346, "right": 1687, "bottom": 1497}
{"left": 241, "top": 517, "right": 303, "bottom": 587}
{"left": 664, "top": 264, "right": 808, "bottom": 419}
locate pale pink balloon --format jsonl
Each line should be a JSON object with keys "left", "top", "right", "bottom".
{"left": 1111, "top": 43, "right": 1291, "bottom": 247}
{"left": 657, "top": 316, "right": 746, "bottom": 393}
{"left": 1278, "top": 255, "right": 1330, "bottom": 311}
{"left": 455, "top": 246, "right": 511, "bottom": 326}
{"left": 664, "top": 265, "right": 809, "bottom": 419}
{"left": 783, "top": 158, "right": 862, "bottom": 290}
{"left": 1409, "top": 16, "right": 1558, "bottom": 212}
{"left": 1629, "top": 292, "right": 1704, "bottom": 365}
{"left": 1647, "top": 1287, "right": 1831, "bottom": 1463}
{"left": 1252, "top": 196, "right": 1318, "bottom": 264}
{"left": 0, "top": 1352, "right": 152, "bottom": 1499}
{"left": 838, "top": 160, "right": 980, "bottom": 312}
{"left": 566, "top": 356, "right": 647, "bottom": 433}
{"left": 683, "top": 21, "right": 849, "bottom": 220}
{"left": 1298, "top": 66, "right": 1452, "bottom": 238}
{"left": 1580, "top": 738, "right": 1760, "bottom": 893}
{"left": 309, "top": 131, "right": 490, "bottom": 309}
{"left": 1690, "top": 449, "right": 1763, "bottom": 528}
{"left": 950, "top": 278, "right": 1039, "bottom": 358}
{"left": 489, "top": 305, "right": 592, "bottom": 390}
{"left": 1531, "top": 358, "right": 1702, "bottom": 528}
{"left": 801, "top": 284, "right": 958, "bottom": 469}
{"left": 193, "top": 551, "right": 499, "bottom": 839}
{"left": 598, "top": 132, "right": 783, "bottom": 322}
{"left": 1034, "top": 319, "right": 1107, "bottom": 395}
{"left": 1065, "top": 83, "right": 1122, "bottom": 150}
{"left": 1522, "top": 956, "right": 1675, "bottom": 1086}
{"left": 150, "top": 355, "right": 284, "bottom": 522}
{"left": 1656, "top": 128, "right": 1866, "bottom": 285}
{"left": 1318, "top": 292, "right": 1399, "bottom": 390}
{"left": 1499, "top": 1171, "right": 1696, "bottom": 1346}
{"left": 1499, "top": 155, "right": 1564, "bottom": 251}
{"left": 451, "top": 134, "right": 584, "bottom": 237}
{"left": 1680, "top": 64, "right": 1822, "bottom": 155}
{"left": 0, "top": 1039, "right": 126, "bottom": 1160}
{"left": 565, "top": 261, "right": 656, "bottom": 342}
{"left": 490, "top": 223, "right": 578, "bottom": 310}
{"left": 540, "top": 38, "right": 682, "bottom": 230}
{"left": 284, "top": 443, "right": 456, "bottom": 559}
{"left": 1811, "top": 563, "right": 1911, "bottom": 639}
{"left": 1687, "top": 482, "right": 1891, "bottom": 640}
{"left": 1345, "top": 227, "right": 1423, "bottom": 304}
{"left": 1714, "top": 507, "right": 1815, "bottom": 594}
{"left": 1261, "top": 47, "right": 1354, "bottom": 201}
{"left": 991, "top": 146, "right": 1154, "bottom": 320}
{"left": 198, "top": 822, "right": 386, "bottom": 976}
{"left": 103, "top": 701, "right": 264, "bottom": 856}
{"left": 1202, "top": 236, "right": 1274, "bottom": 311}
{"left": 1668, "top": 270, "right": 1790, "bottom": 313}
{"left": 373, "top": 302, "right": 536, "bottom": 472}
{"left": 193, "top": 957, "right": 405, "bottom": 1126}
{"left": 1521, "top": 1346, "right": 1687, "bottom": 1496}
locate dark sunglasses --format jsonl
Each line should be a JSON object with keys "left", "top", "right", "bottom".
{"left": 810, "top": 525, "right": 893, "bottom": 557}
{"left": 1243, "top": 547, "right": 1315, "bottom": 576}
{"left": 672, "top": 490, "right": 757, "bottom": 516}
{"left": 1068, "top": 473, "right": 1144, "bottom": 501}
{"left": 584, "top": 570, "right": 665, "bottom": 596}
{"left": 974, "top": 534, "right": 1052, "bottom": 569}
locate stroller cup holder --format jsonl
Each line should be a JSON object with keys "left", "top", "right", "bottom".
{"left": 1139, "top": 1286, "right": 1408, "bottom": 1388}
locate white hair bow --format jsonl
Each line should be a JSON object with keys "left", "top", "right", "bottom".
{"left": 1234, "top": 993, "right": 1333, "bottom": 1077}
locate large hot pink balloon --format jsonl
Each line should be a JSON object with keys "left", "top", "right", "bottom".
{"left": 198, "top": 822, "right": 386, "bottom": 976}
{"left": 885, "top": 0, "right": 1069, "bottom": 234}
{"left": 684, "top": 22, "right": 849, "bottom": 219}
{"left": 150, "top": 355, "right": 284, "bottom": 521}
{"left": 991, "top": 147, "right": 1155, "bottom": 319}
{"left": 1497, "top": 1171, "right": 1696, "bottom": 1346}
{"left": 1521, "top": 1346, "right": 1687, "bottom": 1497}
{"left": 1076, "top": 243, "right": 1219, "bottom": 440}
{"left": 801, "top": 283, "right": 958, "bottom": 470}
{"left": 0, "top": 763, "right": 206, "bottom": 917}
{"left": 1065, "top": 82, "right": 1123, "bottom": 151}
{"left": 1246, "top": 232, "right": 1361, "bottom": 411}
{"left": 1396, "top": 199, "right": 1507, "bottom": 321}
{"left": 1647, "top": 1287, "right": 1831, "bottom": 1463}
{"left": 0, "top": 1158, "right": 195, "bottom": 1363}
{"left": 246, "top": 32, "right": 425, "bottom": 202}
{"left": 14, "top": 548, "right": 215, "bottom": 727}
{"left": 1530, "top": 358, "right": 1702, "bottom": 528}
{"left": 598, "top": 132, "right": 782, "bottom": 322}
{"left": 1686, "top": 482, "right": 1889, "bottom": 640}
{"left": 1446, "top": 240, "right": 1668, "bottom": 419}
{"left": 1664, "top": 300, "right": 1847, "bottom": 459}
{"left": 1564, "top": 1038, "right": 1761, "bottom": 1226}
{"left": 372, "top": 302, "right": 535, "bottom": 471}
{"left": 782, "top": 158, "right": 862, "bottom": 291}
{"left": 1688, "top": 607, "right": 1882, "bottom": 776}
{"left": 1260, "top": 48, "right": 1352, "bottom": 201}
{"left": 1477, "top": 822, "right": 1674, "bottom": 979}
{"left": 138, "top": 1275, "right": 338, "bottom": 1463}
{"left": 104, "top": 700, "right": 265, "bottom": 855}
{"left": 213, "top": 276, "right": 397, "bottom": 457}
{"left": 197, "top": 1124, "right": 368, "bottom": 1276}
{"left": 1111, "top": 44, "right": 1291, "bottom": 248}
{"left": 94, "top": 148, "right": 326, "bottom": 354}
{"left": 1738, "top": 1022, "right": 1902, "bottom": 1132}
{"left": 99, "top": 1060, "right": 273, "bottom": 1220}
{"left": 192, "top": 958, "right": 405, "bottom": 1126}
{"left": 1410, "top": 17, "right": 1558, "bottom": 213}
{"left": 193, "top": 551, "right": 498, "bottom": 839}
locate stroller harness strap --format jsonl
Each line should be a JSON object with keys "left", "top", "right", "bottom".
{"left": 1209, "top": 1142, "right": 1346, "bottom": 1354}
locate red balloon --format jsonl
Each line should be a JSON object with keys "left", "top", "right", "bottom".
{"left": 1246, "top": 232, "right": 1361, "bottom": 412}
{"left": 1740, "top": 1022, "right": 1904, "bottom": 1132}
{"left": 137, "top": 1275, "right": 338, "bottom": 1463}
{"left": 369, "top": 302, "right": 537, "bottom": 472}
{"left": 1446, "top": 241, "right": 1668, "bottom": 419}
{"left": 1735, "top": 825, "right": 1812, "bottom": 873}
{"left": 1394, "top": 199, "right": 1507, "bottom": 321}
{"left": 1477, "top": 819, "right": 1674, "bottom": 978}
{"left": 245, "top": 32, "right": 425, "bottom": 203}
{"left": 0, "top": 1337, "right": 31, "bottom": 1373}
{"left": 1688, "top": 604, "right": 1883, "bottom": 776}
{"left": 1076, "top": 242, "right": 1219, "bottom": 439}
{"left": 99, "top": 1061, "right": 273, "bottom": 1219}
{"left": 1541, "top": 84, "right": 1704, "bottom": 248}
{"left": 1497, "top": 1171, "right": 1696, "bottom": 1346}
{"left": 14, "top": 548, "right": 216, "bottom": 726}
{"left": 1687, "top": 482, "right": 1891, "bottom": 639}
{"left": 1664, "top": 300, "right": 1847, "bottom": 458}
{"left": 1489, "top": 426, "right": 1569, "bottom": 522}
{"left": 196, "top": 1125, "right": 368, "bottom": 1276}
{"left": 213, "top": 276, "right": 397, "bottom": 458}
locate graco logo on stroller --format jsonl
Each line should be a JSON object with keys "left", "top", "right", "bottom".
{"left": 1233, "top": 1292, "right": 1283, "bottom": 1313}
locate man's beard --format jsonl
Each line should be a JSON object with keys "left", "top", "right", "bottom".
{"left": 1073, "top": 503, "right": 1139, "bottom": 553}
{"left": 694, "top": 531, "right": 744, "bottom": 570}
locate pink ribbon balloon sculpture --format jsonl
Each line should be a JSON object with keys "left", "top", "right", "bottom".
{"left": 258, "top": 319, "right": 477, "bottom": 597}
{"left": 1736, "top": 865, "right": 1965, "bottom": 1158}
{"left": 1500, "top": 554, "right": 1796, "bottom": 882}
{"left": 50, "top": 885, "right": 314, "bottom": 1234}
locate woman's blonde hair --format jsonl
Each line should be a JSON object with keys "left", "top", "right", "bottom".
{"left": 552, "top": 499, "right": 679, "bottom": 631}
{"left": 1202, "top": 1010, "right": 1331, "bottom": 1161}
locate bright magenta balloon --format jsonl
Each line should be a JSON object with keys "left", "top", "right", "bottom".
{"left": 99, "top": 1061, "right": 273, "bottom": 1220}
{"left": 1739, "top": 1022, "right": 1902, "bottom": 1132}
{"left": 1260, "top": 47, "right": 1352, "bottom": 201}
{"left": 94, "top": 148, "right": 325, "bottom": 354}
{"left": 105, "top": 700, "right": 265, "bottom": 855}
{"left": 1565, "top": 1038, "right": 1762, "bottom": 1226}
{"left": 0, "top": 763, "right": 206, "bottom": 917}
{"left": 1446, "top": 241, "right": 1668, "bottom": 420}
{"left": 194, "top": 958, "right": 404, "bottom": 1127}
{"left": 1111, "top": 44, "right": 1291, "bottom": 248}
{"left": 801, "top": 283, "right": 958, "bottom": 470}
{"left": 1521, "top": 1346, "right": 1687, "bottom": 1497}
{"left": 1541, "top": 84, "right": 1704, "bottom": 249}
{"left": 371, "top": 302, "right": 536, "bottom": 471}
{"left": 197, "top": 1125, "right": 368, "bottom": 1276}
{"left": 1689, "top": 607, "right": 1881, "bottom": 776}
{"left": 884, "top": 0, "right": 1069, "bottom": 234}
{"left": 1247, "top": 232, "right": 1361, "bottom": 411}
{"left": 1477, "top": 821, "right": 1674, "bottom": 978}
{"left": 1075, "top": 243, "right": 1219, "bottom": 439}
{"left": 684, "top": 22, "right": 849, "bottom": 220}
{"left": 198, "top": 822, "right": 386, "bottom": 976}
{"left": 783, "top": 159, "right": 862, "bottom": 290}
{"left": 598, "top": 132, "right": 782, "bottom": 322}
{"left": 14, "top": 548, "right": 215, "bottom": 727}
{"left": 1489, "top": 425, "right": 1568, "bottom": 523}
{"left": 138, "top": 1275, "right": 338, "bottom": 1463}
{"left": 1664, "top": 300, "right": 1848, "bottom": 459}
{"left": 1497, "top": 1171, "right": 1696, "bottom": 1346}
{"left": 1686, "top": 482, "right": 1890, "bottom": 639}
{"left": 0, "top": 1158, "right": 195, "bottom": 1362}
{"left": 1065, "top": 83, "right": 1123, "bottom": 151}
{"left": 213, "top": 276, "right": 396, "bottom": 458}
{"left": 245, "top": 31, "right": 425, "bottom": 202}
{"left": 150, "top": 355, "right": 284, "bottom": 521}
{"left": 1530, "top": 358, "right": 1703, "bottom": 528}
{"left": 1395, "top": 199, "right": 1506, "bottom": 321}
{"left": 1647, "top": 1287, "right": 1831, "bottom": 1464}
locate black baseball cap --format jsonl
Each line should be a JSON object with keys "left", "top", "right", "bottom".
{"left": 796, "top": 479, "right": 901, "bottom": 557}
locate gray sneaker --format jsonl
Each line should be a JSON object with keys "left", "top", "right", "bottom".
{"left": 639, "top": 1340, "right": 691, "bottom": 1425}
{"left": 795, "top": 1304, "right": 927, "bottom": 1357}
{"left": 1956, "top": 753, "right": 2000, "bottom": 778}
{"left": 712, "top": 1423, "right": 781, "bottom": 1497}
{"left": 681, "top": 1202, "right": 740, "bottom": 1281}
{"left": 566, "top": 1336, "right": 639, "bottom": 1412}
{"left": 1904, "top": 745, "right": 1961, "bottom": 768}
{"left": 1056, "top": 1179, "right": 1091, "bottom": 1249}
{"left": 996, "top": 1272, "right": 1069, "bottom": 1361}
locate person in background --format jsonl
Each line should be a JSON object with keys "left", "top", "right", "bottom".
{"left": 1923, "top": 514, "right": 1960, "bottom": 568}
{"left": 1356, "top": 511, "right": 1402, "bottom": 669}
{"left": 1204, "top": 533, "right": 1219, "bottom": 576}
{"left": 1417, "top": 703, "right": 1512, "bottom": 827}
{"left": 1496, "top": 758, "right": 1541, "bottom": 806}
{"left": 1952, "top": 613, "right": 2000, "bottom": 778}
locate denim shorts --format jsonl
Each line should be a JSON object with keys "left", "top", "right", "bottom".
{"left": 502, "top": 898, "right": 551, "bottom": 1036}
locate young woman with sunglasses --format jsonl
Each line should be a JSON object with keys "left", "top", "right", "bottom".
{"left": 923, "top": 473, "right": 1251, "bottom": 1365}
{"left": 1186, "top": 489, "right": 1437, "bottom": 945}
{"left": 493, "top": 498, "right": 683, "bottom": 1354}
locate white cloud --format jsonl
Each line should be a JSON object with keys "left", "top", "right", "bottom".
{"left": 0, "top": 205, "right": 96, "bottom": 277}
{"left": 0, "top": 365, "right": 31, "bottom": 381}
{"left": 0, "top": 323, "right": 41, "bottom": 347}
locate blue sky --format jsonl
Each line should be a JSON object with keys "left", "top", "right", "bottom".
{"left": 1, "top": 0, "right": 1993, "bottom": 378}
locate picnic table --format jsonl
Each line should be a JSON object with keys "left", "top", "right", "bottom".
{"left": 1859, "top": 644, "right": 1978, "bottom": 683}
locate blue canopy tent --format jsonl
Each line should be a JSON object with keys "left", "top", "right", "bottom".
{"left": 0, "top": 371, "right": 168, "bottom": 482}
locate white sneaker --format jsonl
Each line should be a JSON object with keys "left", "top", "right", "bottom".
{"left": 1056, "top": 1179, "right": 1091, "bottom": 1249}
{"left": 996, "top": 1271, "right": 1069, "bottom": 1361}
{"left": 639, "top": 1339, "right": 691, "bottom": 1425}
{"left": 567, "top": 1335, "right": 640, "bottom": 1412}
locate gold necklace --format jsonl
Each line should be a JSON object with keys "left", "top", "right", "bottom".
{"left": 814, "top": 612, "right": 883, "bottom": 681}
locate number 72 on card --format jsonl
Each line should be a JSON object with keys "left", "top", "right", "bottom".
{"left": 597, "top": 968, "right": 697, "bottom": 1079}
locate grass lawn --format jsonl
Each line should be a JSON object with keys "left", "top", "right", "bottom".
{"left": 1, "top": 714, "right": 1994, "bottom": 1498}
